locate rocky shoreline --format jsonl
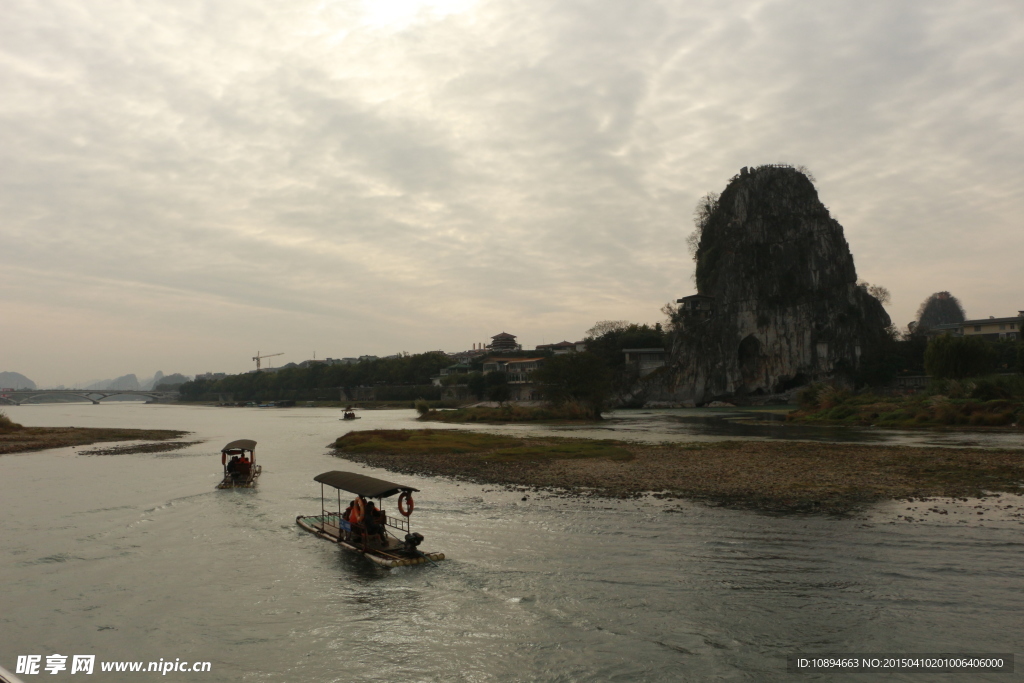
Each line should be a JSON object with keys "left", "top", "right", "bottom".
{"left": 333, "top": 438, "right": 1024, "bottom": 514}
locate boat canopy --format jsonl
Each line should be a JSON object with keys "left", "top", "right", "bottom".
{"left": 314, "top": 471, "right": 418, "bottom": 499}
{"left": 222, "top": 439, "right": 257, "bottom": 453}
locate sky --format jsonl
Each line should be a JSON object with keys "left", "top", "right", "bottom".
{"left": 1, "top": 0, "right": 1022, "bottom": 387}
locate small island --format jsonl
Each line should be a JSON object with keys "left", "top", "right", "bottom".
{"left": 331, "top": 429, "right": 1024, "bottom": 514}
{"left": 0, "top": 412, "right": 188, "bottom": 455}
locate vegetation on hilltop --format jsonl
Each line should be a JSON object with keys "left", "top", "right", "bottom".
{"left": 913, "top": 291, "right": 966, "bottom": 334}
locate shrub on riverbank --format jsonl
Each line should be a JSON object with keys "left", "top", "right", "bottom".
{"left": 417, "top": 402, "right": 598, "bottom": 423}
{"left": 790, "top": 378, "right": 1024, "bottom": 428}
{"left": 0, "top": 411, "right": 22, "bottom": 433}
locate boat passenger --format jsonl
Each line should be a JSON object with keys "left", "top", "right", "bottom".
{"left": 374, "top": 506, "right": 388, "bottom": 544}
{"left": 341, "top": 501, "right": 356, "bottom": 540}
{"left": 363, "top": 501, "right": 387, "bottom": 544}
{"left": 227, "top": 455, "right": 239, "bottom": 475}
{"left": 363, "top": 500, "right": 379, "bottom": 532}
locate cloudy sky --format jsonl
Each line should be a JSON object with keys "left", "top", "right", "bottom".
{"left": 2, "top": 0, "right": 1022, "bottom": 386}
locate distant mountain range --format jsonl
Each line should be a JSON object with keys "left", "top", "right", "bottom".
{"left": 83, "top": 372, "right": 191, "bottom": 391}
{"left": 0, "top": 372, "right": 36, "bottom": 389}
{"left": 0, "top": 371, "right": 191, "bottom": 391}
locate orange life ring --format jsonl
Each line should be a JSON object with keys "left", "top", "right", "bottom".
{"left": 350, "top": 498, "right": 365, "bottom": 524}
{"left": 398, "top": 491, "right": 414, "bottom": 517}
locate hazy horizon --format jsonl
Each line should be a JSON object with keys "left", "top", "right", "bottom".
{"left": 3, "top": 0, "right": 1022, "bottom": 387}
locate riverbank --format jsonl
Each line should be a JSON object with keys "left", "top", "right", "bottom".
{"left": 331, "top": 430, "right": 1024, "bottom": 514}
{"left": 0, "top": 426, "right": 190, "bottom": 455}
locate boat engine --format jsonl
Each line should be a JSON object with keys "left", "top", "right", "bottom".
{"left": 403, "top": 532, "right": 424, "bottom": 551}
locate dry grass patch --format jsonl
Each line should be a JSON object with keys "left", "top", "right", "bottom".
{"left": 332, "top": 429, "right": 632, "bottom": 463}
{"left": 334, "top": 429, "right": 521, "bottom": 455}
{"left": 0, "top": 427, "right": 190, "bottom": 455}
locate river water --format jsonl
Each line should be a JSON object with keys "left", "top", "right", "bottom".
{"left": 1, "top": 404, "right": 1022, "bottom": 682}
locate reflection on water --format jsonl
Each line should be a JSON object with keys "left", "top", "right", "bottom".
{"left": 0, "top": 404, "right": 1021, "bottom": 682}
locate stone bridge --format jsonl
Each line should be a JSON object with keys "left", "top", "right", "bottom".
{"left": 0, "top": 389, "right": 180, "bottom": 405}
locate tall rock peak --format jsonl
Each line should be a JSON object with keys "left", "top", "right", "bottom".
{"left": 670, "top": 165, "right": 890, "bottom": 402}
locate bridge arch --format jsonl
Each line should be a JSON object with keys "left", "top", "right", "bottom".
{"left": 0, "top": 389, "right": 178, "bottom": 405}
{"left": 10, "top": 392, "right": 100, "bottom": 405}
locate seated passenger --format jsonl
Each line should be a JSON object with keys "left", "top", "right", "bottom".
{"left": 363, "top": 501, "right": 380, "bottom": 535}
{"left": 375, "top": 506, "right": 388, "bottom": 544}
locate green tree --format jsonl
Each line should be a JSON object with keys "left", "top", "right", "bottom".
{"left": 485, "top": 371, "right": 510, "bottom": 404}
{"left": 913, "top": 292, "right": 965, "bottom": 336}
{"left": 534, "top": 352, "right": 613, "bottom": 419}
{"left": 466, "top": 372, "right": 486, "bottom": 400}
{"left": 585, "top": 323, "right": 666, "bottom": 369}
{"left": 924, "top": 335, "right": 994, "bottom": 379}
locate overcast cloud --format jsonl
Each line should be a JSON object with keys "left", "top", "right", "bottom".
{"left": 2, "top": 0, "right": 1022, "bottom": 385}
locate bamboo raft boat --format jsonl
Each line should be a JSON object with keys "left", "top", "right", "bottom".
{"left": 216, "top": 439, "right": 262, "bottom": 489}
{"left": 296, "top": 471, "right": 445, "bottom": 569}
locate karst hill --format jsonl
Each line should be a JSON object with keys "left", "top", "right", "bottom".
{"left": 668, "top": 164, "right": 891, "bottom": 403}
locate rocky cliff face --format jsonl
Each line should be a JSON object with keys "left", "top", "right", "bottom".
{"left": 666, "top": 165, "right": 890, "bottom": 403}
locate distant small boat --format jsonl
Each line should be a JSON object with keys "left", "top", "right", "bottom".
{"left": 341, "top": 406, "right": 360, "bottom": 420}
{"left": 296, "top": 471, "right": 445, "bottom": 569}
{"left": 217, "top": 439, "right": 262, "bottom": 489}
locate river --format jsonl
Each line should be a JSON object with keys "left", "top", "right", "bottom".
{"left": 1, "top": 404, "right": 1021, "bottom": 681}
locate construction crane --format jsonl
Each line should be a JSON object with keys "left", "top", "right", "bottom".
{"left": 252, "top": 351, "right": 284, "bottom": 371}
